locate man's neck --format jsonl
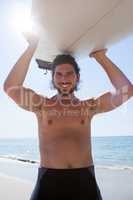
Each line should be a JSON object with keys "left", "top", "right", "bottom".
{"left": 54, "top": 92, "right": 79, "bottom": 106}
{"left": 57, "top": 92, "right": 75, "bottom": 100}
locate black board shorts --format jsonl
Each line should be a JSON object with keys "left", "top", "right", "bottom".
{"left": 30, "top": 165, "right": 102, "bottom": 200}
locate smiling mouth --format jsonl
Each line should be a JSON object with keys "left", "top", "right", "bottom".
{"left": 56, "top": 82, "right": 75, "bottom": 95}
{"left": 62, "top": 84, "right": 70, "bottom": 88}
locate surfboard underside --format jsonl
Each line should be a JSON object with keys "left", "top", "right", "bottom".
{"left": 32, "top": 0, "right": 133, "bottom": 62}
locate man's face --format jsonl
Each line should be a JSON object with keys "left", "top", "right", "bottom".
{"left": 53, "top": 64, "right": 79, "bottom": 95}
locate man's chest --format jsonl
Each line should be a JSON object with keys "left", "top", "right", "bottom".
{"left": 37, "top": 104, "right": 92, "bottom": 129}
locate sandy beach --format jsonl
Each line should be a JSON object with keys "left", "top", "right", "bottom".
{"left": 0, "top": 158, "right": 133, "bottom": 200}
{"left": 0, "top": 173, "right": 33, "bottom": 200}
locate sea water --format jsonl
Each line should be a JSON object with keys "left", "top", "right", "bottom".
{"left": 0, "top": 136, "right": 133, "bottom": 167}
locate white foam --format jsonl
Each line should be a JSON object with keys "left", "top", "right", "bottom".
{"left": 96, "top": 165, "right": 133, "bottom": 170}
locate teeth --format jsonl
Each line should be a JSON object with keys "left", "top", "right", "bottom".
{"left": 62, "top": 84, "right": 69, "bottom": 87}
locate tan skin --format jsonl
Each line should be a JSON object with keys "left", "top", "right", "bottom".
{"left": 4, "top": 33, "right": 133, "bottom": 168}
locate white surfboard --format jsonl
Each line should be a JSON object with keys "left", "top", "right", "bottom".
{"left": 32, "top": 0, "right": 133, "bottom": 66}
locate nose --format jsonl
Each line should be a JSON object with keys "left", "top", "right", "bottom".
{"left": 61, "top": 75, "right": 69, "bottom": 82}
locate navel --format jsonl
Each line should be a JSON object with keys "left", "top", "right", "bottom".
{"left": 67, "top": 164, "right": 73, "bottom": 168}
{"left": 48, "top": 119, "right": 53, "bottom": 125}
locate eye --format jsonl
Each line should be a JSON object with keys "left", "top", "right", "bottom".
{"left": 56, "top": 72, "right": 62, "bottom": 76}
{"left": 66, "top": 71, "right": 75, "bottom": 76}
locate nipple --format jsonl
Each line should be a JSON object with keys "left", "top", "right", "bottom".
{"left": 81, "top": 119, "right": 85, "bottom": 124}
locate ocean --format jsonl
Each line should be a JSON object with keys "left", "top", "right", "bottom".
{"left": 0, "top": 136, "right": 133, "bottom": 168}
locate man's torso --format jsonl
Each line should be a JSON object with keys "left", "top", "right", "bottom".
{"left": 35, "top": 96, "right": 96, "bottom": 168}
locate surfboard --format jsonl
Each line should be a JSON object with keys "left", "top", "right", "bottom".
{"left": 32, "top": 0, "right": 133, "bottom": 69}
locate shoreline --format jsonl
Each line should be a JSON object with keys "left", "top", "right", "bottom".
{"left": 0, "top": 155, "right": 39, "bottom": 164}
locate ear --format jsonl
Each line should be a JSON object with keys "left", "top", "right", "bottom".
{"left": 77, "top": 74, "right": 80, "bottom": 81}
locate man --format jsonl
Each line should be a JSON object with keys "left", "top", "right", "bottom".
{"left": 4, "top": 33, "right": 133, "bottom": 200}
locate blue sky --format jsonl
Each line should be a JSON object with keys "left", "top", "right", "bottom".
{"left": 0, "top": 0, "right": 133, "bottom": 138}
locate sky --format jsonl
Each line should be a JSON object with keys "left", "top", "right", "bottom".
{"left": 0, "top": 0, "right": 133, "bottom": 138}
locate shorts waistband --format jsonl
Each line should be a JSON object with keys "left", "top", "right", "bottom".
{"left": 38, "top": 165, "right": 94, "bottom": 173}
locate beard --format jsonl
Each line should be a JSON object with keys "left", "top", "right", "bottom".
{"left": 58, "top": 87, "right": 74, "bottom": 95}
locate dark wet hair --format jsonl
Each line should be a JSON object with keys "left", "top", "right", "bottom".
{"left": 52, "top": 54, "right": 80, "bottom": 75}
{"left": 51, "top": 54, "right": 80, "bottom": 91}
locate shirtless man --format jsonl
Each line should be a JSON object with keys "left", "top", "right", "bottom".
{"left": 4, "top": 33, "right": 133, "bottom": 200}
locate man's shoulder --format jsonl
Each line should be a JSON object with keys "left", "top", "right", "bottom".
{"left": 81, "top": 97, "right": 95, "bottom": 105}
{"left": 81, "top": 97, "right": 97, "bottom": 110}
{"left": 42, "top": 95, "right": 57, "bottom": 107}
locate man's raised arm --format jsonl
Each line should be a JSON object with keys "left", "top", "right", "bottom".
{"left": 88, "top": 49, "right": 133, "bottom": 114}
{"left": 3, "top": 33, "right": 44, "bottom": 112}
